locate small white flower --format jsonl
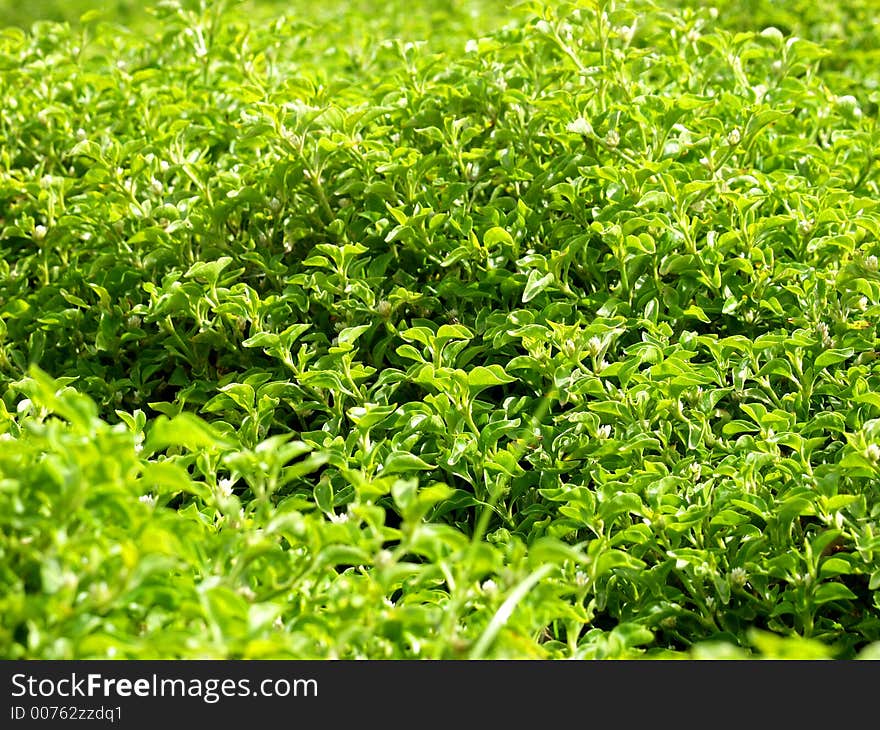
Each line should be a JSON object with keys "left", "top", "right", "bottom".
{"left": 760, "top": 26, "right": 784, "bottom": 43}
{"left": 481, "top": 579, "right": 498, "bottom": 594}
{"left": 836, "top": 95, "right": 862, "bottom": 119}
{"left": 535, "top": 20, "right": 552, "bottom": 34}
{"left": 866, "top": 443, "right": 880, "bottom": 463}
{"left": 797, "top": 218, "right": 814, "bottom": 237}
{"left": 76, "top": 128, "right": 87, "bottom": 140}
{"left": 857, "top": 296, "right": 868, "bottom": 311}
{"left": 375, "top": 300, "right": 392, "bottom": 319}
{"left": 33, "top": 225, "right": 47, "bottom": 240}
{"left": 465, "top": 39, "right": 479, "bottom": 53}
{"left": 597, "top": 424, "right": 612, "bottom": 440}
{"left": 139, "top": 494, "right": 156, "bottom": 508}
{"left": 866, "top": 255, "right": 878, "bottom": 272}
{"left": 587, "top": 336, "right": 603, "bottom": 357}
{"left": 816, "top": 321, "right": 833, "bottom": 348}
{"left": 730, "top": 567, "right": 748, "bottom": 588}
{"left": 604, "top": 129, "right": 620, "bottom": 148}
{"left": 689, "top": 462, "right": 702, "bottom": 480}
{"left": 726, "top": 128, "right": 741, "bottom": 146}
{"left": 566, "top": 116, "right": 594, "bottom": 136}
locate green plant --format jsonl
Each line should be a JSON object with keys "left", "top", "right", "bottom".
{"left": 1, "top": 0, "right": 879, "bottom": 659}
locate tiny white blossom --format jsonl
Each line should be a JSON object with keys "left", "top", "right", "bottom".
{"left": 587, "top": 336, "right": 603, "bottom": 357}
{"left": 33, "top": 225, "right": 47, "bottom": 240}
{"left": 566, "top": 116, "right": 594, "bottom": 136}
{"left": 866, "top": 443, "right": 880, "bottom": 463}
{"left": 836, "top": 95, "right": 862, "bottom": 119}
{"left": 481, "top": 579, "right": 498, "bottom": 594}
{"left": 597, "top": 424, "right": 612, "bottom": 440}
{"left": 139, "top": 494, "right": 156, "bottom": 508}
{"left": 726, "top": 128, "right": 741, "bottom": 146}
{"left": 730, "top": 567, "right": 748, "bottom": 588}
{"left": 797, "top": 218, "right": 814, "bottom": 237}
{"left": 604, "top": 129, "right": 620, "bottom": 147}
{"left": 465, "top": 39, "right": 479, "bottom": 53}
{"left": 760, "top": 26, "right": 784, "bottom": 44}
{"left": 866, "top": 255, "right": 878, "bottom": 272}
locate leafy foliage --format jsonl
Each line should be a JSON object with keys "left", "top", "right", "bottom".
{"left": 2, "top": 0, "right": 880, "bottom": 659}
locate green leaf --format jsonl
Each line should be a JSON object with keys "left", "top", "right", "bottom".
{"left": 382, "top": 451, "right": 436, "bottom": 474}
{"left": 522, "top": 270, "right": 554, "bottom": 303}
{"left": 814, "top": 348, "right": 854, "bottom": 369}
{"left": 144, "top": 413, "right": 232, "bottom": 454}
{"left": 466, "top": 365, "right": 516, "bottom": 394}
{"left": 812, "top": 582, "right": 858, "bottom": 605}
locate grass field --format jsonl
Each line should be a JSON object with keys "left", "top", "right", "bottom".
{"left": 1, "top": 0, "right": 880, "bottom": 659}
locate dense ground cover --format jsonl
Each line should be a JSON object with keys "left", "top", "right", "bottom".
{"left": 1, "top": 0, "right": 879, "bottom": 659}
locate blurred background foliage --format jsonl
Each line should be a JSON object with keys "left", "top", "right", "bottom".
{"left": 2, "top": 0, "right": 877, "bottom": 89}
